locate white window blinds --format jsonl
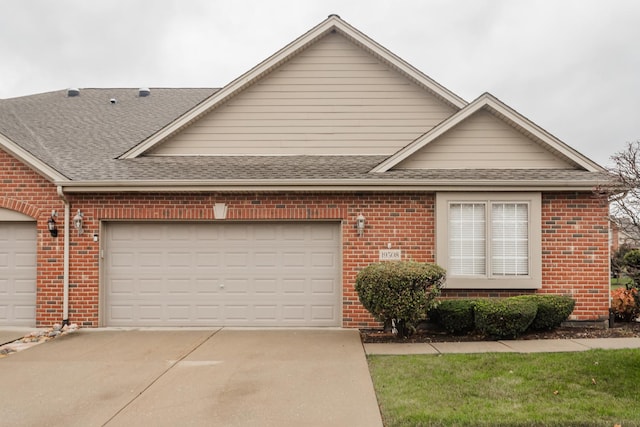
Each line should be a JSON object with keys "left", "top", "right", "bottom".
{"left": 449, "top": 203, "right": 486, "bottom": 275}
{"left": 491, "top": 203, "right": 529, "bottom": 276}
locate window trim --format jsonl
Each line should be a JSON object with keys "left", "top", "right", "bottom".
{"left": 436, "top": 192, "right": 542, "bottom": 289}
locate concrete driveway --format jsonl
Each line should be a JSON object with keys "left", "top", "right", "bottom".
{"left": 0, "top": 328, "right": 382, "bottom": 427}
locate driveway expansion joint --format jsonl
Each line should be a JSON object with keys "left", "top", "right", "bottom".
{"left": 102, "top": 328, "right": 221, "bottom": 426}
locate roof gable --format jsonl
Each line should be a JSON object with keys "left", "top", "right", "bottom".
{"left": 148, "top": 32, "right": 457, "bottom": 157}
{"left": 371, "top": 93, "right": 604, "bottom": 173}
{"left": 120, "top": 15, "right": 467, "bottom": 159}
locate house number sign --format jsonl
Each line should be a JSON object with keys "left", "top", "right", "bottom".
{"left": 379, "top": 249, "right": 401, "bottom": 261}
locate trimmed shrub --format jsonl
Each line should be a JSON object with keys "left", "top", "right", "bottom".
{"left": 474, "top": 298, "right": 538, "bottom": 339}
{"left": 512, "top": 294, "right": 576, "bottom": 330}
{"left": 429, "top": 299, "right": 476, "bottom": 334}
{"left": 611, "top": 287, "right": 640, "bottom": 322}
{"left": 355, "top": 261, "right": 445, "bottom": 337}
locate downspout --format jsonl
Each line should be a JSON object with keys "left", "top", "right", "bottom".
{"left": 57, "top": 186, "right": 70, "bottom": 326}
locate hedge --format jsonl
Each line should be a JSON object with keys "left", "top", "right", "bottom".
{"left": 473, "top": 298, "right": 538, "bottom": 339}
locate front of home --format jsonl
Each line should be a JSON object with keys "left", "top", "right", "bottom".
{"left": 0, "top": 16, "right": 611, "bottom": 328}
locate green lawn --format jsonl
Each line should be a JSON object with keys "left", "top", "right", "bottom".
{"left": 612, "top": 277, "right": 634, "bottom": 289}
{"left": 369, "top": 349, "right": 640, "bottom": 427}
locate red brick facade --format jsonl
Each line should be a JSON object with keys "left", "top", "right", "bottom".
{"left": 1, "top": 149, "right": 611, "bottom": 328}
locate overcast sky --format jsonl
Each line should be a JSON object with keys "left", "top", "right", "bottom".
{"left": 1, "top": 0, "right": 638, "bottom": 166}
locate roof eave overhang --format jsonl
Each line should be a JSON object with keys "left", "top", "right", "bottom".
{"left": 56, "top": 179, "right": 604, "bottom": 193}
{"left": 0, "top": 133, "right": 68, "bottom": 182}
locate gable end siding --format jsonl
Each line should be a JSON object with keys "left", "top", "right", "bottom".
{"left": 149, "top": 33, "right": 456, "bottom": 156}
{"left": 396, "top": 110, "right": 574, "bottom": 169}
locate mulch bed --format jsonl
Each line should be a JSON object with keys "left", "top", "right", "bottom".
{"left": 360, "top": 321, "right": 640, "bottom": 343}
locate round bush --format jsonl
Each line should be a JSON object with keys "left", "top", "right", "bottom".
{"left": 512, "top": 294, "right": 576, "bottom": 330}
{"left": 474, "top": 298, "right": 538, "bottom": 339}
{"left": 355, "top": 261, "right": 445, "bottom": 337}
{"left": 430, "top": 299, "right": 476, "bottom": 334}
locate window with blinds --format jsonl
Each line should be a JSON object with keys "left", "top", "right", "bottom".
{"left": 447, "top": 201, "right": 530, "bottom": 277}
{"left": 436, "top": 192, "right": 541, "bottom": 289}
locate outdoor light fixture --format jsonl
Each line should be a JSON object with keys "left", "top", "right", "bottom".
{"left": 73, "top": 209, "right": 84, "bottom": 235}
{"left": 355, "top": 213, "right": 366, "bottom": 236}
{"left": 48, "top": 210, "right": 58, "bottom": 237}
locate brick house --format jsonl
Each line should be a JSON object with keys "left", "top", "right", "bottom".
{"left": 0, "top": 16, "right": 611, "bottom": 328}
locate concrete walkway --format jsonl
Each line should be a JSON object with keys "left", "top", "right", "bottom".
{"left": 365, "top": 337, "right": 640, "bottom": 355}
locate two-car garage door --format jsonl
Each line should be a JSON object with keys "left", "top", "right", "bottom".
{"left": 104, "top": 222, "right": 341, "bottom": 327}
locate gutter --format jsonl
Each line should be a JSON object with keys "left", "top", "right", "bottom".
{"left": 56, "top": 186, "right": 70, "bottom": 326}
{"left": 55, "top": 179, "right": 607, "bottom": 193}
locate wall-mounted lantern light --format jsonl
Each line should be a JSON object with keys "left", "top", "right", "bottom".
{"left": 355, "top": 213, "right": 366, "bottom": 236}
{"left": 48, "top": 210, "right": 58, "bottom": 237}
{"left": 73, "top": 209, "right": 84, "bottom": 235}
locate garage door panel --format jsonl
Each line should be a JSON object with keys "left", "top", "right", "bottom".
{"left": 104, "top": 222, "right": 341, "bottom": 327}
{"left": 13, "top": 279, "right": 36, "bottom": 294}
{"left": 195, "top": 279, "right": 220, "bottom": 293}
{"left": 139, "top": 279, "right": 163, "bottom": 294}
{"left": 283, "top": 252, "right": 306, "bottom": 267}
{"left": 14, "top": 304, "right": 36, "bottom": 320}
{"left": 195, "top": 305, "right": 221, "bottom": 320}
{"left": 311, "top": 305, "right": 336, "bottom": 322}
{"left": 139, "top": 252, "right": 163, "bottom": 267}
{"left": 255, "top": 279, "right": 278, "bottom": 294}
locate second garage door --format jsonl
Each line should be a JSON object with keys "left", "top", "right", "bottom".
{"left": 0, "top": 221, "right": 37, "bottom": 326}
{"left": 104, "top": 222, "right": 341, "bottom": 327}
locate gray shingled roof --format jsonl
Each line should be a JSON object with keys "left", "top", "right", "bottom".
{"left": 0, "top": 88, "right": 610, "bottom": 188}
{"left": 0, "top": 88, "right": 217, "bottom": 179}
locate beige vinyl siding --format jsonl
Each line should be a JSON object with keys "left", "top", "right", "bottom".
{"left": 149, "top": 33, "right": 456, "bottom": 156}
{"left": 396, "top": 110, "right": 574, "bottom": 169}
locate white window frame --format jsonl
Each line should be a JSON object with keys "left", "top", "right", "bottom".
{"left": 436, "top": 192, "right": 542, "bottom": 289}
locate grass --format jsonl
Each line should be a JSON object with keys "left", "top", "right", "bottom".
{"left": 369, "top": 349, "right": 640, "bottom": 427}
{"left": 612, "top": 277, "right": 633, "bottom": 289}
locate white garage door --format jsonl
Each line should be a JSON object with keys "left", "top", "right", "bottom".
{"left": 104, "top": 222, "right": 341, "bottom": 327}
{"left": 0, "top": 221, "right": 37, "bottom": 326}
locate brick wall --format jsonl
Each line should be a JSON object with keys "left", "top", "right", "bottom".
{"left": 540, "top": 192, "right": 610, "bottom": 320}
{"left": 1, "top": 150, "right": 611, "bottom": 327}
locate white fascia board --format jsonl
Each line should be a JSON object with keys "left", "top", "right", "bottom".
{"left": 0, "top": 133, "right": 68, "bottom": 182}
{"left": 371, "top": 93, "right": 605, "bottom": 173}
{"left": 119, "top": 16, "right": 467, "bottom": 160}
